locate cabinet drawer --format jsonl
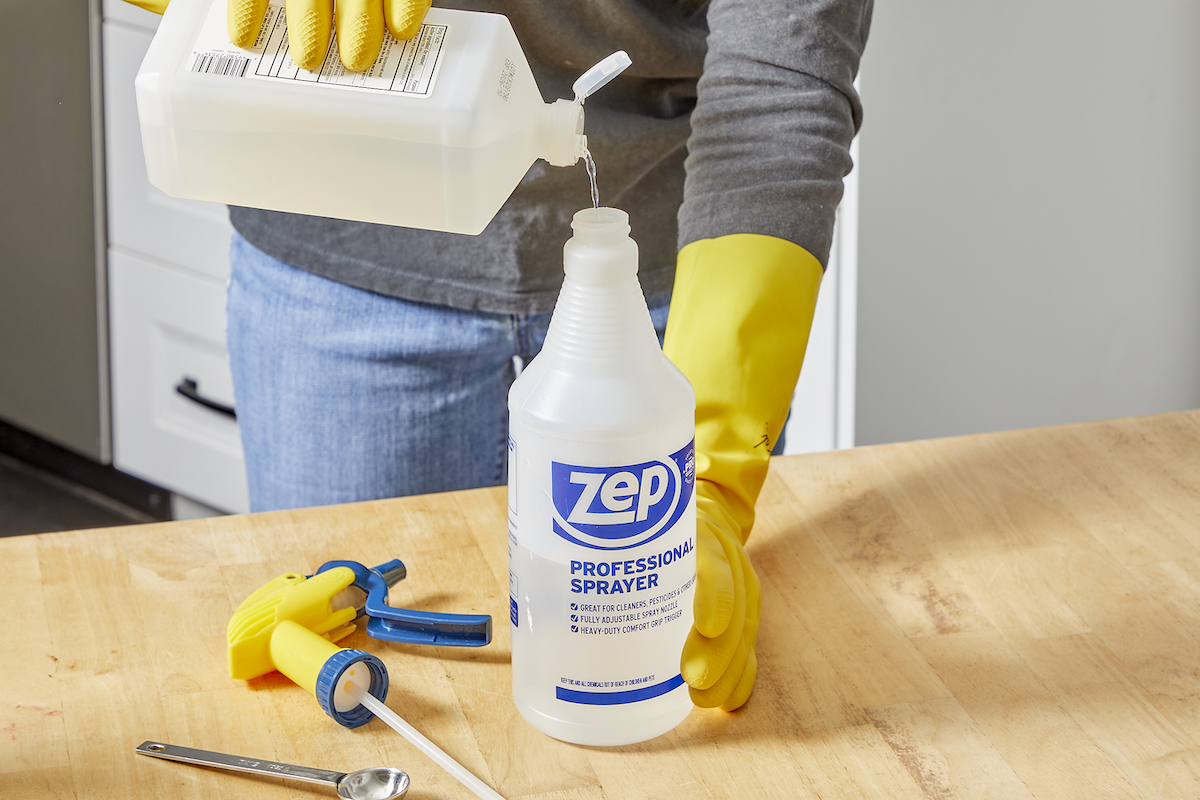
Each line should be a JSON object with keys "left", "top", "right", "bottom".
{"left": 109, "top": 250, "right": 249, "bottom": 513}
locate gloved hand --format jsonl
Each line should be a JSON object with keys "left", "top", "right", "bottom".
{"left": 682, "top": 485, "right": 762, "bottom": 710}
{"left": 228, "top": 0, "right": 432, "bottom": 72}
{"left": 123, "top": 0, "right": 169, "bottom": 13}
{"left": 663, "top": 233, "right": 823, "bottom": 710}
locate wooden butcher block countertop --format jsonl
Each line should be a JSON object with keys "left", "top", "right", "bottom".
{"left": 5, "top": 410, "right": 1200, "bottom": 799}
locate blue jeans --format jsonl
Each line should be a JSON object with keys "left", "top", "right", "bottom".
{"left": 226, "top": 231, "right": 671, "bottom": 512}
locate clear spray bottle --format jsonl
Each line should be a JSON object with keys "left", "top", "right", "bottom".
{"left": 506, "top": 208, "right": 697, "bottom": 746}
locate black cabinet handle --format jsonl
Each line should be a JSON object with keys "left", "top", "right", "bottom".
{"left": 175, "top": 377, "right": 236, "bottom": 419}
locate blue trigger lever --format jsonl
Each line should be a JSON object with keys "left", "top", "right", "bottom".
{"left": 315, "top": 559, "right": 492, "bottom": 647}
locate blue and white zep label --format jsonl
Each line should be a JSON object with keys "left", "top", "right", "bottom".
{"left": 550, "top": 441, "right": 695, "bottom": 551}
{"left": 508, "top": 438, "right": 696, "bottom": 715}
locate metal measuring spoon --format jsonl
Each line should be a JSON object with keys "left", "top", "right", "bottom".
{"left": 136, "top": 741, "right": 409, "bottom": 800}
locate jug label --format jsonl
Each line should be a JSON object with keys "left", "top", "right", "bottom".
{"left": 188, "top": 0, "right": 448, "bottom": 97}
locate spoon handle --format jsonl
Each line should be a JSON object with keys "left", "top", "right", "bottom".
{"left": 136, "top": 741, "right": 345, "bottom": 787}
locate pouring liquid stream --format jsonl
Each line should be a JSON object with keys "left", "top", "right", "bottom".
{"left": 584, "top": 149, "right": 601, "bottom": 219}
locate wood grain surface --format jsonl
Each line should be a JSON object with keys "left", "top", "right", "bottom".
{"left": 4, "top": 410, "right": 1200, "bottom": 798}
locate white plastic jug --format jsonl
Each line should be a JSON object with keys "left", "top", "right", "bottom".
{"left": 506, "top": 208, "right": 697, "bottom": 746}
{"left": 135, "top": 0, "right": 630, "bottom": 235}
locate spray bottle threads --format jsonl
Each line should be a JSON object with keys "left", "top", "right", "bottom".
{"left": 570, "top": 206, "right": 628, "bottom": 237}
{"left": 544, "top": 282, "right": 655, "bottom": 359}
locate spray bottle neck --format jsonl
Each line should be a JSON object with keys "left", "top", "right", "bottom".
{"left": 543, "top": 208, "right": 655, "bottom": 361}
{"left": 563, "top": 207, "right": 637, "bottom": 285}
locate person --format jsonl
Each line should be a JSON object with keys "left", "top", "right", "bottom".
{"left": 125, "top": 0, "right": 872, "bottom": 712}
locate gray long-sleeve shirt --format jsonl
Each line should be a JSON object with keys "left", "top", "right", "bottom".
{"left": 229, "top": 0, "right": 872, "bottom": 314}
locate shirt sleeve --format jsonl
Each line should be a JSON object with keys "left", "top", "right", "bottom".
{"left": 677, "top": 0, "right": 873, "bottom": 267}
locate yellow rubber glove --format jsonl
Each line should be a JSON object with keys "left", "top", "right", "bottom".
{"left": 663, "top": 233, "right": 823, "bottom": 711}
{"left": 124, "top": 0, "right": 169, "bottom": 13}
{"left": 228, "top": 0, "right": 432, "bottom": 73}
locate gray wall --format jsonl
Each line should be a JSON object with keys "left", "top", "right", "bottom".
{"left": 856, "top": 0, "right": 1200, "bottom": 445}
{"left": 0, "top": 0, "right": 108, "bottom": 460}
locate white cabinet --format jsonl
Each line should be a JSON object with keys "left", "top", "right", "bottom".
{"left": 103, "top": 4, "right": 248, "bottom": 513}
{"left": 108, "top": 250, "right": 249, "bottom": 512}
{"left": 103, "top": 17, "right": 233, "bottom": 278}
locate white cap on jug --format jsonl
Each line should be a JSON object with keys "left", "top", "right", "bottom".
{"left": 572, "top": 51, "right": 634, "bottom": 104}
{"left": 541, "top": 100, "right": 588, "bottom": 167}
{"left": 542, "top": 52, "right": 632, "bottom": 167}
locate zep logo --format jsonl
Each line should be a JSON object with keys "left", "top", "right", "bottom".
{"left": 550, "top": 441, "right": 694, "bottom": 550}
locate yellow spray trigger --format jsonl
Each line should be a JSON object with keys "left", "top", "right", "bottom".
{"left": 227, "top": 567, "right": 359, "bottom": 681}
{"left": 226, "top": 562, "right": 504, "bottom": 797}
{"left": 227, "top": 559, "right": 489, "bottom": 729}
{"left": 227, "top": 566, "right": 388, "bottom": 728}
